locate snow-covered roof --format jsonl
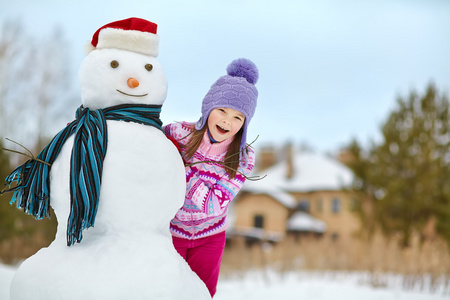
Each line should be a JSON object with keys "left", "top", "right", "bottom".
{"left": 244, "top": 150, "right": 354, "bottom": 193}
{"left": 227, "top": 227, "right": 283, "bottom": 242}
{"left": 287, "top": 212, "right": 326, "bottom": 233}
{"left": 241, "top": 186, "right": 297, "bottom": 208}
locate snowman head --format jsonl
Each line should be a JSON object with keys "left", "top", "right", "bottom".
{"left": 79, "top": 18, "right": 167, "bottom": 109}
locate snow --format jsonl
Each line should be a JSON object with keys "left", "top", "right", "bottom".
{"left": 244, "top": 150, "right": 354, "bottom": 192}
{"left": 3, "top": 16, "right": 447, "bottom": 300}
{"left": 1, "top": 263, "right": 448, "bottom": 300}
{"left": 215, "top": 270, "right": 449, "bottom": 300}
{"left": 229, "top": 227, "right": 283, "bottom": 243}
{"left": 287, "top": 211, "right": 326, "bottom": 233}
{"left": 7, "top": 19, "right": 210, "bottom": 300}
{"left": 0, "top": 264, "right": 16, "bottom": 300}
{"left": 243, "top": 189, "right": 297, "bottom": 209}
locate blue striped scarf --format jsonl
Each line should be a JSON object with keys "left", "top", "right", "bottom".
{"left": 5, "top": 104, "right": 163, "bottom": 246}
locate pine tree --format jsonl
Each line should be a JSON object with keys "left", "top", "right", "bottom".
{"left": 344, "top": 83, "right": 450, "bottom": 246}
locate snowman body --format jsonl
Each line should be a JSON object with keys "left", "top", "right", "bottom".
{"left": 10, "top": 48, "right": 211, "bottom": 299}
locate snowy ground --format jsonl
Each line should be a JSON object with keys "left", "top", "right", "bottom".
{"left": 1, "top": 263, "right": 448, "bottom": 300}
{"left": 1, "top": 263, "right": 16, "bottom": 299}
{"left": 215, "top": 270, "right": 449, "bottom": 300}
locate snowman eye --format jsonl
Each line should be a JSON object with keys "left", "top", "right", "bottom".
{"left": 110, "top": 60, "right": 119, "bottom": 68}
{"left": 145, "top": 64, "right": 153, "bottom": 71}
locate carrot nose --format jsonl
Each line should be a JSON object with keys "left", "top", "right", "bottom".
{"left": 127, "top": 78, "right": 139, "bottom": 88}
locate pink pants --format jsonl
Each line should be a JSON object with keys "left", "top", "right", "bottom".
{"left": 172, "top": 231, "right": 226, "bottom": 297}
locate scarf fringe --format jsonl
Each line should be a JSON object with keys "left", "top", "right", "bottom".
{"left": 6, "top": 161, "right": 52, "bottom": 220}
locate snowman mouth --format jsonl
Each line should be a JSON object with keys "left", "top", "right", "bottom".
{"left": 216, "top": 125, "right": 229, "bottom": 134}
{"left": 116, "top": 89, "right": 148, "bottom": 97}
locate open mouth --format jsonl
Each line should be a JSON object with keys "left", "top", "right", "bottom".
{"left": 216, "top": 125, "right": 230, "bottom": 134}
{"left": 116, "top": 89, "right": 148, "bottom": 97}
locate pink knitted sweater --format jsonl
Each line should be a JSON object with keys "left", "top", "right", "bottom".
{"left": 163, "top": 121, "right": 255, "bottom": 240}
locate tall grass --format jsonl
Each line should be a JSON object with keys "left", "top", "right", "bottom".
{"left": 221, "top": 233, "right": 450, "bottom": 293}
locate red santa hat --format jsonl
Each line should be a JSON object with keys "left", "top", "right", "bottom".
{"left": 86, "top": 17, "right": 160, "bottom": 57}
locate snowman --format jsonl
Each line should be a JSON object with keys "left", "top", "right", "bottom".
{"left": 6, "top": 18, "right": 211, "bottom": 300}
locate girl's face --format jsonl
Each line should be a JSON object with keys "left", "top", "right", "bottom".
{"left": 207, "top": 107, "right": 245, "bottom": 142}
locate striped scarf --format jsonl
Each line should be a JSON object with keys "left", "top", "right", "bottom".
{"left": 5, "top": 104, "right": 162, "bottom": 246}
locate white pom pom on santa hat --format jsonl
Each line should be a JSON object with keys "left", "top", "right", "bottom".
{"left": 85, "top": 17, "right": 160, "bottom": 57}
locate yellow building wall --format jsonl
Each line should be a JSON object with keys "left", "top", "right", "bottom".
{"left": 288, "top": 190, "right": 360, "bottom": 241}
{"left": 233, "top": 193, "right": 289, "bottom": 238}
{"left": 233, "top": 190, "right": 361, "bottom": 243}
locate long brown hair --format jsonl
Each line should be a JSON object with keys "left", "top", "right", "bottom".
{"left": 182, "top": 124, "right": 244, "bottom": 179}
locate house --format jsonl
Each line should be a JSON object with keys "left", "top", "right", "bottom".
{"left": 228, "top": 145, "right": 361, "bottom": 244}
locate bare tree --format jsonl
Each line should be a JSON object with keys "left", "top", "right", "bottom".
{"left": 0, "top": 20, "right": 77, "bottom": 155}
{"left": 0, "top": 21, "right": 34, "bottom": 141}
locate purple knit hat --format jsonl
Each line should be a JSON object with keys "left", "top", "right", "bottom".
{"left": 196, "top": 58, "right": 259, "bottom": 163}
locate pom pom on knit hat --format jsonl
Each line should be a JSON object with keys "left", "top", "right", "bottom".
{"left": 196, "top": 58, "right": 259, "bottom": 166}
{"left": 226, "top": 58, "right": 259, "bottom": 85}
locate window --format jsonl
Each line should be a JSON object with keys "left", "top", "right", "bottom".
{"left": 254, "top": 215, "right": 264, "bottom": 229}
{"left": 316, "top": 198, "right": 323, "bottom": 213}
{"left": 332, "top": 197, "right": 340, "bottom": 214}
{"left": 298, "top": 199, "right": 310, "bottom": 212}
{"left": 331, "top": 233, "right": 339, "bottom": 241}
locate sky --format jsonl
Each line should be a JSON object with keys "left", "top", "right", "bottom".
{"left": 1, "top": 0, "right": 449, "bottom": 154}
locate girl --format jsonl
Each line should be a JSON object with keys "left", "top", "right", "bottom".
{"left": 163, "top": 58, "right": 259, "bottom": 297}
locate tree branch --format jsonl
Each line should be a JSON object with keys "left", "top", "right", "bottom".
{"left": 2, "top": 137, "right": 51, "bottom": 166}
